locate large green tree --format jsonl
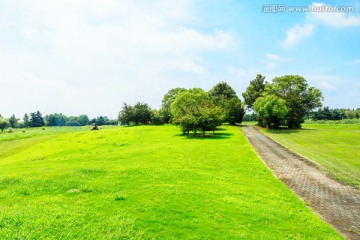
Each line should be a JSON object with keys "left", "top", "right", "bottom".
{"left": 266, "top": 75, "right": 323, "bottom": 128}
{"left": 161, "top": 88, "right": 187, "bottom": 123}
{"left": 0, "top": 117, "right": 10, "bottom": 132}
{"left": 209, "top": 82, "right": 245, "bottom": 125}
{"left": 253, "top": 95, "right": 288, "bottom": 129}
{"left": 171, "top": 88, "right": 224, "bottom": 137}
{"left": 133, "top": 102, "right": 152, "bottom": 125}
{"left": 208, "top": 81, "right": 238, "bottom": 103}
{"left": 29, "top": 111, "right": 45, "bottom": 127}
{"left": 242, "top": 74, "right": 266, "bottom": 110}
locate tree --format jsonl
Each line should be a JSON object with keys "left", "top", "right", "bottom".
{"left": 23, "top": 113, "right": 30, "bottom": 127}
{"left": 118, "top": 103, "right": 135, "bottom": 126}
{"left": 78, "top": 114, "right": 90, "bottom": 126}
{"left": 242, "top": 74, "right": 266, "bottom": 110}
{"left": 253, "top": 95, "right": 288, "bottom": 128}
{"left": 0, "top": 117, "right": 10, "bottom": 132}
{"left": 208, "top": 81, "right": 238, "bottom": 104}
{"left": 209, "top": 82, "right": 245, "bottom": 125}
{"left": 171, "top": 89, "right": 224, "bottom": 137}
{"left": 345, "top": 110, "right": 355, "bottom": 119}
{"left": 150, "top": 109, "right": 164, "bottom": 125}
{"left": 133, "top": 102, "right": 152, "bottom": 125}
{"left": 266, "top": 75, "right": 323, "bottom": 128}
{"left": 161, "top": 88, "right": 187, "bottom": 123}
{"left": 8, "top": 114, "right": 19, "bottom": 128}
{"left": 29, "top": 111, "right": 45, "bottom": 127}
{"left": 225, "top": 98, "right": 245, "bottom": 125}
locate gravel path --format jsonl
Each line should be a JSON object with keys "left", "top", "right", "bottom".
{"left": 241, "top": 125, "right": 360, "bottom": 240}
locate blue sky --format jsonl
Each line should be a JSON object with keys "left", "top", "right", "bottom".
{"left": 0, "top": 0, "right": 359, "bottom": 118}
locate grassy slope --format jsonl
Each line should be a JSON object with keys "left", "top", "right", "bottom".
{"left": 0, "top": 125, "right": 340, "bottom": 239}
{"left": 261, "top": 123, "right": 360, "bottom": 189}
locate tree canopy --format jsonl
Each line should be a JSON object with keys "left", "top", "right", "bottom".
{"left": 171, "top": 88, "right": 224, "bottom": 137}
{"left": 242, "top": 74, "right": 266, "bottom": 110}
{"left": 0, "top": 117, "right": 10, "bottom": 132}
{"left": 253, "top": 95, "right": 288, "bottom": 128}
{"left": 160, "top": 88, "right": 187, "bottom": 123}
{"left": 266, "top": 75, "right": 323, "bottom": 128}
{"left": 209, "top": 82, "right": 245, "bottom": 125}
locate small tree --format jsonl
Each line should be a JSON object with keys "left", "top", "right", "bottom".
{"left": 118, "top": 103, "right": 135, "bottom": 126}
{"left": 225, "top": 98, "right": 245, "bottom": 125}
{"left": 9, "top": 114, "right": 19, "bottom": 128}
{"left": 0, "top": 117, "right": 10, "bottom": 132}
{"left": 253, "top": 95, "right": 288, "bottom": 129}
{"left": 23, "top": 113, "right": 30, "bottom": 127}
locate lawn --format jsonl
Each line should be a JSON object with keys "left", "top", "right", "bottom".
{"left": 261, "top": 123, "right": 360, "bottom": 189}
{"left": 0, "top": 125, "right": 340, "bottom": 239}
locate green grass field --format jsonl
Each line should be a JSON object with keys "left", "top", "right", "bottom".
{"left": 0, "top": 125, "right": 340, "bottom": 239}
{"left": 261, "top": 123, "right": 360, "bottom": 189}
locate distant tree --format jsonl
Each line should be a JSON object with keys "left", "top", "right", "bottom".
{"left": 118, "top": 103, "right": 135, "bottom": 126}
{"left": 356, "top": 109, "right": 360, "bottom": 119}
{"left": 253, "top": 95, "right": 288, "bottom": 129}
{"left": 242, "top": 113, "right": 257, "bottom": 122}
{"left": 171, "top": 89, "right": 224, "bottom": 137}
{"left": 345, "top": 110, "right": 355, "bottom": 119}
{"left": 150, "top": 109, "right": 165, "bottom": 125}
{"left": 29, "top": 111, "right": 45, "bottom": 127}
{"left": 65, "top": 117, "right": 81, "bottom": 126}
{"left": 161, "top": 88, "right": 187, "bottom": 123}
{"left": 8, "top": 114, "right": 19, "bottom": 128}
{"left": 0, "top": 117, "right": 10, "bottom": 132}
{"left": 23, "top": 113, "right": 30, "bottom": 127}
{"left": 311, "top": 107, "right": 344, "bottom": 120}
{"left": 96, "top": 116, "right": 106, "bottom": 126}
{"left": 45, "top": 113, "right": 67, "bottom": 126}
{"left": 242, "top": 74, "right": 266, "bottom": 110}
{"left": 133, "top": 102, "right": 152, "bottom": 125}
{"left": 266, "top": 75, "right": 323, "bottom": 128}
{"left": 225, "top": 98, "right": 245, "bottom": 125}
{"left": 78, "top": 114, "right": 89, "bottom": 126}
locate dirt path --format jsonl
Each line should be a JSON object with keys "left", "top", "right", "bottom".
{"left": 241, "top": 125, "right": 360, "bottom": 240}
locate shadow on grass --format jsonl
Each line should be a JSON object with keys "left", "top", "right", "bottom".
{"left": 175, "top": 129, "right": 234, "bottom": 140}
{"left": 260, "top": 126, "right": 316, "bottom": 134}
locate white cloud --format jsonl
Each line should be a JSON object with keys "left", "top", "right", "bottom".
{"left": 281, "top": 23, "right": 315, "bottom": 48}
{"left": 0, "top": 0, "right": 237, "bottom": 117}
{"left": 263, "top": 53, "right": 290, "bottom": 69}
{"left": 352, "top": 59, "right": 360, "bottom": 65}
{"left": 307, "top": 2, "right": 360, "bottom": 28}
{"left": 225, "top": 66, "right": 246, "bottom": 77}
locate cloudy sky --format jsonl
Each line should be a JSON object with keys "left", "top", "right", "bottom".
{"left": 1, "top": 0, "right": 359, "bottom": 118}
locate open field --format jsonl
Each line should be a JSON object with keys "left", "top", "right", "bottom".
{"left": 261, "top": 123, "right": 360, "bottom": 189}
{"left": 0, "top": 125, "right": 340, "bottom": 239}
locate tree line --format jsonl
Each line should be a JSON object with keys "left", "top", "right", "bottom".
{"left": 0, "top": 111, "right": 117, "bottom": 132}
{"left": 118, "top": 82, "right": 245, "bottom": 136}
